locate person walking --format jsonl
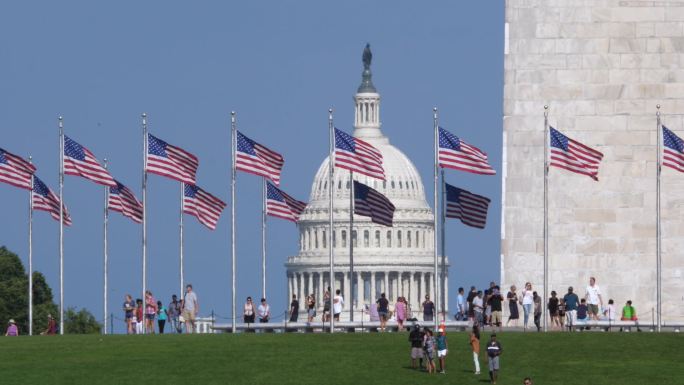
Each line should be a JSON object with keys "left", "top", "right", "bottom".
{"left": 258, "top": 298, "right": 271, "bottom": 323}
{"left": 436, "top": 326, "right": 448, "bottom": 374}
{"left": 563, "top": 287, "right": 579, "bottom": 332}
{"left": 486, "top": 333, "right": 503, "bottom": 384}
{"left": 470, "top": 324, "right": 481, "bottom": 375}
{"left": 243, "top": 297, "right": 256, "bottom": 324}
{"left": 506, "top": 285, "right": 519, "bottom": 327}
{"left": 533, "top": 291, "right": 542, "bottom": 332}
{"left": 395, "top": 297, "right": 407, "bottom": 330}
{"left": 157, "top": 301, "right": 168, "bottom": 334}
{"left": 547, "top": 291, "right": 560, "bottom": 330}
{"left": 306, "top": 294, "right": 316, "bottom": 323}
{"left": 422, "top": 295, "right": 435, "bottom": 322}
{"left": 144, "top": 291, "right": 158, "bottom": 334}
{"left": 408, "top": 324, "right": 424, "bottom": 369}
{"left": 423, "top": 328, "right": 436, "bottom": 374}
{"left": 520, "top": 282, "right": 534, "bottom": 330}
{"left": 183, "top": 284, "right": 199, "bottom": 334}
{"left": 585, "top": 277, "right": 603, "bottom": 321}
{"left": 289, "top": 294, "right": 299, "bottom": 322}
{"left": 123, "top": 294, "right": 136, "bottom": 334}
{"left": 168, "top": 295, "right": 181, "bottom": 333}
{"left": 377, "top": 293, "right": 390, "bottom": 332}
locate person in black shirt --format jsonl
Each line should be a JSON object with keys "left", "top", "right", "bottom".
{"left": 377, "top": 293, "right": 390, "bottom": 332}
{"left": 422, "top": 295, "right": 435, "bottom": 322}
{"left": 408, "top": 324, "right": 425, "bottom": 369}
{"left": 486, "top": 333, "right": 503, "bottom": 384}
{"left": 488, "top": 287, "right": 504, "bottom": 332}
{"left": 466, "top": 286, "right": 477, "bottom": 323}
{"left": 289, "top": 294, "right": 299, "bottom": 322}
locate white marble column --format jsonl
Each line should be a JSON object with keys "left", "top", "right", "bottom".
{"left": 392, "top": 273, "right": 398, "bottom": 302}
{"left": 288, "top": 274, "right": 293, "bottom": 303}
{"left": 307, "top": 273, "right": 313, "bottom": 297}
{"left": 370, "top": 272, "right": 376, "bottom": 302}
{"left": 344, "top": 272, "right": 351, "bottom": 311}
{"left": 316, "top": 271, "right": 325, "bottom": 306}
{"left": 410, "top": 273, "right": 417, "bottom": 316}
{"left": 358, "top": 272, "right": 365, "bottom": 307}
{"left": 384, "top": 271, "right": 389, "bottom": 298}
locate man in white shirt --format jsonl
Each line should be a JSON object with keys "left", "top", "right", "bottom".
{"left": 182, "top": 284, "right": 199, "bottom": 334}
{"left": 258, "top": 298, "right": 271, "bottom": 323}
{"left": 584, "top": 277, "right": 603, "bottom": 321}
{"left": 333, "top": 289, "right": 344, "bottom": 321}
{"left": 472, "top": 291, "right": 484, "bottom": 326}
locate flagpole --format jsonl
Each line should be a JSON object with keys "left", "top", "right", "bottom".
{"left": 349, "top": 171, "right": 354, "bottom": 322}
{"left": 262, "top": 177, "right": 267, "bottom": 299}
{"left": 440, "top": 168, "right": 446, "bottom": 322}
{"left": 328, "top": 108, "right": 335, "bottom": 333}
{"left": 656, "top": 104, "right": 662, "bottom": 332}
{"left": 180, "top": 182, "right": 185, "bottom": 297}
{"left": 103, "top": 159, "right": 109, "bottom": 335}
{"left": 432, "top": 107, "right": 439, "bottom": 330}
{"left": 142, "top": 112, "right": 148, "bottom": 335}
{"left": 543, "top": 105, "right": 549, "bottom": 333}
{"left": 28, "top": 157, "right": 34, "bottom": 336}
{"left": 58, "top": 116, "right": 65, "bottom": 335}
{"left": 231, "top": 111, "right": 237, "bottom": 334}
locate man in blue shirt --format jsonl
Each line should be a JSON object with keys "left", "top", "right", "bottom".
{"left": 456, "top": 287, "right": 466, "bottom": 321}
{"left": 563, "top": 286, "right": 580, "bottom": 332}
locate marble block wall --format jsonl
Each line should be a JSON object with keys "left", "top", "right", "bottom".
{"left": 502, "top": 0, "right": 684, "bottom": 322}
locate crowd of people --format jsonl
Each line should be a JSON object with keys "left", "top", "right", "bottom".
{"left": 455, "top": 277, "right": 641, "bottom": 332}
{"left": 122, "top": 284, "right": 199, "bottom": 334}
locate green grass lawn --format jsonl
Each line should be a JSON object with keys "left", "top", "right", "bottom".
{"left": 0, "top": 331, "right": 682, "bottom": 385}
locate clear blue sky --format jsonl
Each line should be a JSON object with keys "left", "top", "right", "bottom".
{"left": 0, "top": 1, "right": 504, "bottom": 331}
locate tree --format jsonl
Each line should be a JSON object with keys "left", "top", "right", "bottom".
{"left": 0, "top": 246, "right": 58, "bottom": 334}
{"left": 64, "top": 307, "right": 101, "bottom": 334}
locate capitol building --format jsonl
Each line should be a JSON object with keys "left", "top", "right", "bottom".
{"left": 285, "top": 48, "right": 448, "bottom": 319}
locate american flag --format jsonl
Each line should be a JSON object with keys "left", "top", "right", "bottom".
{"left": 63, "top": 136, "right": 116, "bottom": 187}
{"left": 183, "top": 184, "right": 226, "bottom": 230}
{"left": 353, "top": 181, "right": 395, "bottom": 226}
{"left": 147, "top": 134, "right": 199, "bottom": 185}
{"left": 266, "top": 182, "right": 307, "bottom": 223}
{"left": 438, "top": 127, "right": 496, "bottom": 175}
{"left": 334, "top": 128, "right": 385, "bottom": 180}
{"left": 236, "top": 131, "right": 284, "bottom": 185}
{"left": 32, "top": 175, "right": 72, "bottom": 226}
{"left": 108, "top": 180, "right": 143, "bottom": 223}
{"left": 662, "top": 126, "right": 684, "bottom": 173}
{"left": 445, "top": 183, "right": 490, "bottom": 229}
{"left": 549, "top": 127, "right": 603, "bottom": 181}
{"left": 0, "top": 148, "right": 36, "bottom": 190}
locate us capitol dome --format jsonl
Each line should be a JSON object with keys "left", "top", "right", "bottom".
{"left": 285, "top": 45, "right": 448, "bottom": 319}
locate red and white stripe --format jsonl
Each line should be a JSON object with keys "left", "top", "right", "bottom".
{"left": 266, "top": 185, "right": 306, "bottom": 223}
{"left": 439, "top": 141, "right": 496, "bottom": 175}
{"left": 184, "top": 186, "right": 226, "bottom": 230}
{"left": 236, "top": 136, "right": 284, "bottom": 185}
{"left": 0, "top": 149, "right": 36, "bottom": 190}
{"left": 108, "top": 183, "right": 143, "bottom": 223}
{"left": 335, "top": 137, "right": 385, "bottom": 180}
{"left": 550, "top": 139, "right": 603, "bottom": 181}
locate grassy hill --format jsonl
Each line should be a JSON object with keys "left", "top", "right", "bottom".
{"left": 1, "top": 331, "right": 682, "bottom": 384}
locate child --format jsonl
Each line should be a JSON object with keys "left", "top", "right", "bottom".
{"left": 470, "top": 324, "right": 481, "bottom": 375}
{"left": 135, "top": 298, "right": 144, "bottom": 334}
{"left": 486, "top": 333, "right": 503, "bottom": 384}
{"left": 423, "top": 328, "right": 436, "bottom": 374}
{"left": 577, "top": 299, "right": 589, "bottom": 331}
{"left": 157, "top": 301, "right": 168, "bottom": 334}
{"left": 436, "top": 327, "right": 448, "bottom": 374}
